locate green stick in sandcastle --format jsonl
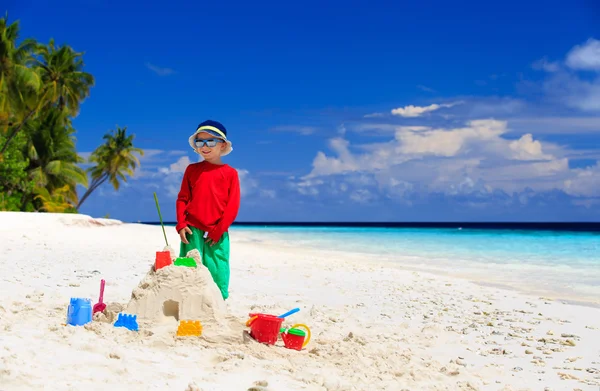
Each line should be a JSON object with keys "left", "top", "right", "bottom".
{"left": 153, "top": 192, "right": 169, "bottom": 247}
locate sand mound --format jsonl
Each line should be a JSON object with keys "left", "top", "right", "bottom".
{"left": 93, "top": 302, "right": 125, "bottom": 324}
{"left": 60, "top": 215, "right": 123, "bottom": 227}
{"left": 124, "top": 252, "right": 230, "bottom": 334}
{"left": 163, "top": 245, "right": 177, "bottom": 260}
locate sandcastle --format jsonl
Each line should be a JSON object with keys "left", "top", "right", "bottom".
{"left": 125, "top": 249, "right": 229, "bottom": 331}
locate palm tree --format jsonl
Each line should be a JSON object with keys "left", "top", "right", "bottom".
{"left": 0, "top": 15, "right": 40, "bottom": 138}
{"left": 32, "top": 38, "right": 95, "bottom": 116}
{"left": 77, "top": 126, "right": 144, "bottom": 210}
{"left": 0, "top": 14, "right": 20, "bottom": 127}
{"left": 24, "top": 107, "right": 88, "bottom": 208}
{"left": 0, "top": 32, "right": 94, "bottom": 154}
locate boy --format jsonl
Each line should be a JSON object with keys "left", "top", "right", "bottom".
{"left": 175, "top": 120, "right": 240, "bottom": 300}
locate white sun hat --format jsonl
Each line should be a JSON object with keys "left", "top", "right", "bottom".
{"left": 188, "top": 120, "right": 233, "bottom": 157}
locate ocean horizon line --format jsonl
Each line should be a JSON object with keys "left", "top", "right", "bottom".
{"left": 137, "top": 221, "right": 600, "bottom": 232}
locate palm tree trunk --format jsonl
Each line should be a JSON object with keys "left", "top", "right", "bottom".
{"left": 0, "top": 109, "right": 36, "bottom": 154}
{"left": 76, "top": 174, "right": 108, "bottom": 210}
{"left": 20, "top": 191, "right": 32, "bottom": 211}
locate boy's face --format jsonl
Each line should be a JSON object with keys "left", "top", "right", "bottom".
{"left": 194, "top": 131, "right": 227, "bottom": 161}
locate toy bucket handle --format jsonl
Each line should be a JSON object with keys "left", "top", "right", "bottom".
{"left": 291, "top": 323, "right": 311, "bottom": 348}
{"left": 245, "top": 316, "right": 258, "bottom": 327}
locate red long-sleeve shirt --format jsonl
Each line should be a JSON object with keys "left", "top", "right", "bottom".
{"left": 175, "top": 161, "right": 241, "bottom": 242}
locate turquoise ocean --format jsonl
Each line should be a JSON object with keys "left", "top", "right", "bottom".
{"left": 230, "top": 226, "right": 600, "bottom": 306}
{"left": 159, "top": 223, "right": 600, "bottom": 306}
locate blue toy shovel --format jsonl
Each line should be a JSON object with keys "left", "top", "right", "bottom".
{"left": 278, "top": 308, "right": 300, "bottom": 318}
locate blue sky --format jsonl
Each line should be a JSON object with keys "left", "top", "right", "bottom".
{"left": 7, "top": 0, "right": 600, "bottom": 222}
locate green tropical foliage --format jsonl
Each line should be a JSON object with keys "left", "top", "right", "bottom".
{"left": 77, "top": 126, "right": 144, "bottom": 209}
{"left": 0, "top": 131, "right": 34, "bottom": 210}
{"left": 0, "top": 14, "right": 144, "bottom": 213}
{"left": 24, "top": 107, "right": 88, "bottom": 206}
{"left": 34, "top": 185, "right": 75, "bottom": 213}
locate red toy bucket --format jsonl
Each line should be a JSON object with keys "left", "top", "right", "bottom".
{"left": 280, "top": 324, "right": 311, "bottom": 351}
{"left": 246, "top": 313, "right": 284, "bottom": 345}
{"left": 281, "top": 329, "right": 305, "bottom": 350}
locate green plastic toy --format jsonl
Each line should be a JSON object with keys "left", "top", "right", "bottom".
{"left": 174, "top": 257, "right": 197, "bottom": 268}
{"left": 280, "top": 327, "right": 306, "bottom": 336}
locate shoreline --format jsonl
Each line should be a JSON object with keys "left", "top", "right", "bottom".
{"left": 143, "top": 221, "right": 600, "bottom": 233}
{"left": 229, "top": 228, "right": 600, "bottom": 309}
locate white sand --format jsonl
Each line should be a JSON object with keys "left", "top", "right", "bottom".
{"left": 0, "top": 212, "right": 598, "bottom": 391}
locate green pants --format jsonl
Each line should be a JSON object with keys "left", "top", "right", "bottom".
{"left": 179, "top": 226, "right": 230, "bottom": 300}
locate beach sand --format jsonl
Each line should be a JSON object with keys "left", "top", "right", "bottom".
{"left": 0, "top": 212, "right": 598, "bottom": 390}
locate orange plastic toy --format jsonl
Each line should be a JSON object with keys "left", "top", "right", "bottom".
{"left": 155, "top": 251, "right": 172, "bottom": 271}
{"left": 176, "top": 320, "right": 202, "bottom": 336}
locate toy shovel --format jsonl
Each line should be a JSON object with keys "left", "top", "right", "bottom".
{"left": 93, "top": 279, "right": 106, "bottom": 314}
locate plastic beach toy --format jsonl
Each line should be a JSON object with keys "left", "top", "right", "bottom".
{"left": 92, "top": 279, "right": 106, "bottom": 314}
{"left": 155, "top": 251, "right": 172, "bottom": 270}
{"left": 247, "top": 313, "right": 284, "bottom": 345}
{"left": 174, "top": 257, "right": 197, "bottom": 268}
{"left": 277, "top": 308, "right": 300, "bottom": 318}
{"left": 280, "top": 324, "right": 311, "bottom": 351}
{"left": 245, "top": 307, "right": 299, "bottom": 328}
{"left": 114, "top": 313, "right": 139, "bottom": 331}
{"left": 66, "top": 298, "right": 92, "bottom": 326}
{"left": 176, "top": 320, "right": 203, "bottom": 336}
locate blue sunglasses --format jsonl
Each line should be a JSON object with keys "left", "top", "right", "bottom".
{"left": 194, "top": 138, "right": 224, "bottom": 148}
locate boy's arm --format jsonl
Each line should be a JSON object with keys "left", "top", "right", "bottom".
{"left": 175, "top": 166, "right": 192, "bottom": 233}
{"left": 207, "top": 169, "right": 241, "bottom": 242}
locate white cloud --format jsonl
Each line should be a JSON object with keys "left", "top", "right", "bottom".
{"left": 542, "top": 71, "right": 600, "bottom": 112}
{"left": 296, "top": 178, "right": 321, "bottom": 196}
{"left": 167, "top": 156, "right": 191, "bottom": 173}
{"left": 270, "top": 125, "right": 318, "bottom": 135}
{"left": 508, "top": 134, "right": 552, "bottom": 161}
{"left": 417, "top": 85, "right": 436, "bottom": 93}
{"left": 466, "top": 98, "right": 526, "bottom": 117}
{"left": 566, "top": 38, "right": 600, "bottom": 71}
{"left": 237, "top": 169, "right": 276, "bottom": 199}
{"left": 398, "top": 126, "right": 430, "bottom": 132}
{"left": 349, "top": 188, "right": 376, "bottom": 203}
{"left": 532, "top": 57, "right": 560, "bottom": 72}
{"left": 237, "top": 169, "right": 258, "bottom": 197}
{"left": 364, "top": 113, "right": 385, "bottom": 118}
{"left": 531, "top": 38, "right": 600, "bottom": 112}
{"left": 260, "top": 189, "right": 276, "bottom": 199}
{"left": 391, "top": 101, "right": 462, "bottom": 117}
{"left": 346, "top": 123, "right": 399, "bottom": 134}
{"left": 563, "top": 163, "right": 600, "bottom": 197}
{"left": 166, "top": 150, "right": 189, "bottom": 156}
{"left": 145, "top": 62, "right": 175, "bottom": 76}
{"left": 156, "top": 159, "right": 187, "bottom": 197}
{"left": 138, "top": 149, "right": 170, "bottom": 165}
{"left": 396, "top": 120, "right": 509, "bottom": 157}
{"left": 299, "top": 119, "right": 580, "bottom": 200}
{"left": 507, "top": 116, "right": 600, "bottom": 134}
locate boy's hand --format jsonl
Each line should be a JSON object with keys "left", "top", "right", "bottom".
{"left": 204, "top": 238, "right": 217, "bottom": 247}
{"left": 178, "top": 226, "right": 192, "bottom": 244}
{"left": 205, "top": 229, "right": 221, "bottom": 246}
